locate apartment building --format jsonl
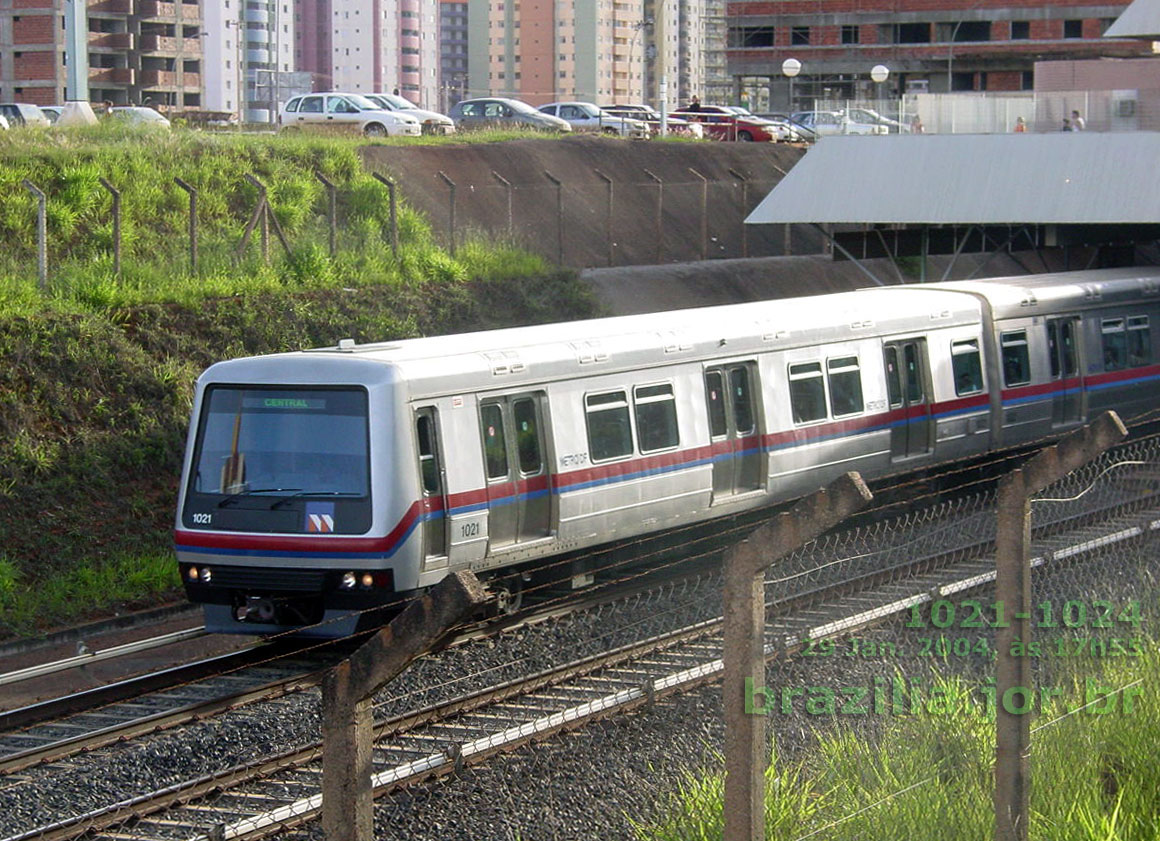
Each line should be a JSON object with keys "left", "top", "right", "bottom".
{"left": 293, "top": 0, "right": 440, "bottom": 108}
{"left": 0, "top": 0, "right": 204, "bottom": 110}
{"left": 727, "top": 0, "right": 1154, "bottom": 111}
{"left": 439, "top": 0, "right": 467, "bottom": 109}
{"left": 203, "top": 0, "right": 301, "bottom": 122}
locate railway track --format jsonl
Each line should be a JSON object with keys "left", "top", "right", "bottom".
{"left": 4, "top": 472, "right": 1156, "bottom": 841}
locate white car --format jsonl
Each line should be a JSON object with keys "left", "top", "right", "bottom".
{"left": 279, "top": 92, "right": 422, "bottom": 137}
{"left": 791, "top": 110, "right": 888, "bottom": 136}
{"left": 538, "top": 101, "right": 649, "bottom": 138}
{"left": 110, "top": 106, "right": 171, "bottom": 130}
{"left": 363, "top": 93, "right": 455, "bottom": 135}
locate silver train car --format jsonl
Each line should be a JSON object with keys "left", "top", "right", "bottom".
{"left": 174, "top": 267, "right": 1160, "bottom": 635}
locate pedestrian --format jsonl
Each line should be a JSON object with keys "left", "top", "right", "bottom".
{"left": 910, "top": 115, "right": 924, "bottom": 134}
{"left": 101, "top": 99, "right": 114, "bottom": 118}
{"left": 1071, "top": 109, "right": 1085, "bottom": 130}
{"left": 1061, "top": 117, "right": 1073, "bottom": 132}
{"left": 686, "top": 95, "right": 701, "bottom": 112}
{"left": 1013, "top": 116, "right": 1026, "bottom": 133}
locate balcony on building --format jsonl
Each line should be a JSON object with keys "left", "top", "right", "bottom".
{"left": 89, "top": 0, "right": 132, "bottom": 14}
{"left": 139, "top": 69, "right": 178, "bottom": 88}
{"left": 89, "top": 67, "right": 135, "bottom": 84}
{"left": 88, "top": 31, "right": 134, "bottom": 50}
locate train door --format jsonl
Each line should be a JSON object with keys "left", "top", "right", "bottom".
{"left": 883, "top": 340, "right": 932, "bottom": 460}
{"left": 704, "top": 364, "right": 763, "bottom": 501}
{"left": 479, "top": 394, "right": 551, "bottom": 550}
{"left": 1047, "top": 317, "right": 1083, "bottom": 426}
{"left": 414, "top": 408, "right": 447, "bottom": 569}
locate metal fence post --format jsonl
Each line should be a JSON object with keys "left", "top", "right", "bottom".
{"left": 728, "top": 168, "right": 749, "bottom": 258}
{"left": 491, "top": 170, "right": 513, "bottom": 238}
{"left": 594, "top": 169, "right": 614, "bottom": 267}
{"left": 98, "top": 177, "right": 121, "bottom": 279}
{"left": 371, "top": 172, "right": 400, "bottom": 256}
{"left": 315, "top": 171, "right": 338, "bottom": 257}
{"left": 723, "top": 473, "right": 872, "bottom": 841}
{"left": 643, "top": 168, "right": 663, "bottom": 264}
{"left": 237, "top": 174, "right": 292, "bottom": 263}
{"left": 437, "top": 170, "right": 456, "bottom": 254}
{"left": 22, "top": 179, "right": 47, "bottom": 290}
{"left": 322, "top": 571, "right": 487, "bottom": 841}
{"left": 992, "top": 412, "right": 1126, "bottom": 841}
{"left": 173, "top": 177, "right": 198, "bottom": 274}
{"left": 544, "top": 170, "right": 563, "bottom": 265}
{"left": 688, "top": 167, "right": 708, "bottom": 261}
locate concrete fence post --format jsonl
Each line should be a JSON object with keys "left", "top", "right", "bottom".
{"left": 643, "top": 168, "right": 663, "bottom": 264}
{"left": 315, "top": 170, "right": 338, "bottom": 257}
{"left": 98, "top": 177, "right": 121, "bottom": 278}
{"left": 728, "top": 168, "right": 748, "bottom": 258}
{"left": 993, "top": 411, "right": 1126, "bottom": 841}
{"left": 173, "top": 177, "right": 198, "bottom": 274}
{"left": 688, "top": 168, "right": 708, "bottom": 261}
{"left": 371, "top": 172, "right": 400, "bottom": 256}
{"left": 594, "top": 169, "right": 614, "bottom": 267}
{"left": 723, "top": 472, "right": 873, "bottom": 841}
{"left": 437, "top": 170, "right": 456, "bottom": 254}
{"left": 491, "top": 170, "right": 513, "bottom": 238}
{"left": 544, "top": 170, "right": 564, "bottom": 265}
{"left": 322, "top": 571, "right": 488, "bottom": 841}
{"left": 21, "top": 179, "right": 47, "bottom": 290}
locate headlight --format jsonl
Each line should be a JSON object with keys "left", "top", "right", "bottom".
{"left": 201, "top": 566, "right": 213, "bottom": 584}
{"left": 360, "top": 573, "right": 374, "bottom": 589}
{"left": 187, "top": 566, "right": 200, "bottom": 582}
{"left": 341, "top": 571, "right": 357, "bottom": 589}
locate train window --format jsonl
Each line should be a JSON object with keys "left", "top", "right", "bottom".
{"left": 634, "top": 383, "right": 679, "bottom": 453}
{"left": 789, "top": 362, "right": 827, "bottom": 423}
{"left": 827, "top": 356, "right": 864, "bottom": 417}
{"left": 730, "top": 367, "right": 756, "bottom": 434}
{"left": 512, "top": 398, "right": 542, "bottom": 474}
{"left": 480, "top": 403, "right": 509, "bottom": 479}
{"left": 1000, "top": 331, "right": 1031, "bottom": 387}
{"left": 951, "top": 339, "right": 984, "bottom": 395}
{"left": 416, "top": 411, "right": 441, "bottom": 494}
{"left": 1101, "top": 318, "right": 1127, "bottom": 371}
{"left": 884, "top": 347, "right": 903, "bottom": 408}
{"left": 586, "top": 391, "right": 633, "bottom": 461}
{"left": 705, "top": 371, "right": 728, "bottom": 438}
{"left": 903, "top": 344, "right": 924, "bottom": 403}
{"left": 1128, "top": 316, "right": 1151, "bottom": 367}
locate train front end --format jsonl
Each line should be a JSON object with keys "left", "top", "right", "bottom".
{"left": 174, "top": 352, "right": 412, "bottom": 638}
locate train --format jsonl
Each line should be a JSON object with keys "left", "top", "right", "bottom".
{"left": 174, "top": 266, "right": 1160, "bottom": 636}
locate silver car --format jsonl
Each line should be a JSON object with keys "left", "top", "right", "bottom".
{"left": 364, "top": 93, "right": 456, "bottom": 135}
{"left": 279, "top": 92, "right": 422, "bottom": 137}
{"left": 448, "top": 97, "right": 571, "bottom": 132}
{"left": 538, "top": 101, "right": 648, "bottom": 138}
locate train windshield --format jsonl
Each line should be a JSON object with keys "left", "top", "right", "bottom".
{"left": 190, "top": 386, "right": 370, "bottom": 500}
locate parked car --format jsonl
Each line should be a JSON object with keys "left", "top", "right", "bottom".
{"left": 602, "top": 104, "right": 703, "bottom": 138}
{"left": 448, "top": 97, "right": 572, "bottom": 132}
{"left": 110, "top": 106, "right": 171, "bottom": 130}
{"left": 363, "top": 93, "right": 456, "bottom": 135}
{"left": 755, "top": 112, "right": 817, "bottom": 142}
{"left": 0, "top": 103, "right": 49, "bottom": 127}
{"left": 842, "top": 107, "right": 910, "bottom": 133}
{"left": 39, "top": 105, "right": 61, "bottom": 124}
{"left": 791, "top": 110, "right": 888, "bottom": 136}
{"left": 278, "top": 92, "right": 422, "bottom": 137}
{"left": 670, "top": 105, "right": 780, "bottom": 141}
{"left": 537, "top": 101, "right": 648, "bottom": 138}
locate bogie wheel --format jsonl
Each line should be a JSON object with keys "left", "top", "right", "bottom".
{"left": 489, "top": 573, "right": 525, "bottom": 617}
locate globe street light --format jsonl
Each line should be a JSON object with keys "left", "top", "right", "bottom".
{"left": 782, "top": 57, "right": 801, "bottom": 113}
{"left": 870, "top": 64, "right": 889, "bottom": 109}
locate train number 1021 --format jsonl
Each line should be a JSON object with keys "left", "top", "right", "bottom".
{"left": 459, "top": 521, "right": 480, "bottom": 539}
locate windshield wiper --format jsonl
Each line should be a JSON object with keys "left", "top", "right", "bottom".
{"left": 217, "top": 487, "right": 303, "bottom": 508}
{"left": 269, "top": 490, "right": 363, "bottom": 510}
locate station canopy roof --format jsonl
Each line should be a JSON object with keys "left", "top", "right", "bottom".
{"left": 745, "top": 133, "right": 1160, "bottom": 226}
{"left": 1104, "top": 0, "right": 1160, "bottom": 37}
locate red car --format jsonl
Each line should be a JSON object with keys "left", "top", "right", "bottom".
{"left": 670, "top": 105, "right": 780, "bottom": 141}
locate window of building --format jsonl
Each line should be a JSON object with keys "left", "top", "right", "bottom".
{"left": 952, "top": 339, "right": 984, "bottom": 395}
{"left": 586, "top": 391, "right": 633, "bottom": 461}
{"left": 1064, "top": 19, "right": 1083, "bottom": 38}
{"left": 894, "top": 22, "right": 931, "bottom": 43}
{"left": 1011, "top": 20, "right": 1030, "bottom": 39}
{"left": 842, "top": 25, "right": 859, "bottom": 44}
{"left": 1000, "top": 331, "right": 1030, "bottom": 387}
{"left": 940, "top": 20, "right": 990, "bottom": 41}
{"left": 791, "top": 26, "right": 810, "bottom": 45}
{"left": 1021, "top": 70, "right": 1034, "bottom": 89}
{"left": 728, "top": 26, "right": 773, "bottom": 48}
{"left": 827, "top": 357, "right": 864, "bottom": 417}
{"left": 789, "top": 362, "right": 826, "bottom": 424}
{"left": 634, "top": 384, "right": 678, "bottom": 452}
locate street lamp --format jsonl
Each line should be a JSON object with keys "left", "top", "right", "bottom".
{"left": 870, "top": 63, "right": 889, "bottom": 108}
{"left": 628, "top": 18, "right": 654, "bottom": 104}
{"left": 782, "top": 57, "right": 801, "bottom": 113}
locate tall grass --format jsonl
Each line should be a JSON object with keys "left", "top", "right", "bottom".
{"left": 640, "top": 642, "right": 1160, "bottom": 840}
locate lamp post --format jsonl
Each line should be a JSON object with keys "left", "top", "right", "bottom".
{"left": 628, "top": 17, "right": 654, "bottom": 104}
{"left": 781, "top": 57, "right": 801, "bottom": 113}
{"left": 870, "top": 63, "right": 889, "bottom": 111}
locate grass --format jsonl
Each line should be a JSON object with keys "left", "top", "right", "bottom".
{"left": 639, "top": 636, "right": 1160, "bottom": 840}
